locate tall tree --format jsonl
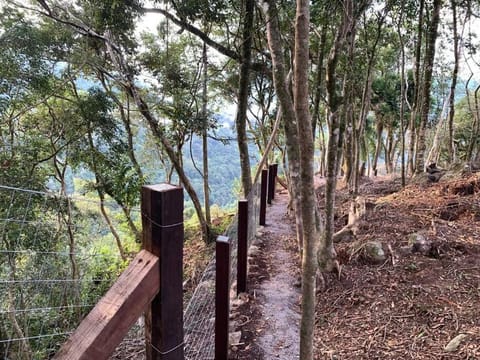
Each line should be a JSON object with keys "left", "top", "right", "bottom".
{"left": 415, "top": 0, "right": 443, "bottom": 173}
{"left": 407, "top": 0, "right": 425, "bottom": 175}
{"left": 235, "top": 0, "right": 255, "bottom": 196}
{"left": 294, "top": 1, "right": 319, "bottom": 358}
{"left": 447, "top": 0, "right": 459, "bottom": 163}
{"left": 261, "top": 0, "right": 303, "bottom": 253}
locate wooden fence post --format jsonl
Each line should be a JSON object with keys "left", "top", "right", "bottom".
{"left": 267, "top": 164, "right": 278, "bottom": 204}
{"left": 272, "top": 163, "right": 278, "bottom": 200}
{"left": 215, "top": 236, "right": 231, "bottom": 360}
{"left": 141, "top": 184, "right": 184, "bottom": 360}
{"left": 259, "top": 169, "right": 268, "bottom": 226}
{"left": 237, "top": 200, "right": 248, "bottom": 294}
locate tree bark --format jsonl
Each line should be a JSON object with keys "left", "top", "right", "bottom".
{"left": 261, "top": 0, "right": 303, "bottom": 253}
{"left": 397, "top": 1, "right": 407, "bottom": 187}
{"left": 447, "top": 0, "right": 459, "bottom": 163}
{"left": 202, "top": 41, "right": 211, "bottom": 226}
{"left": 407, "top": 0, "right": 425, "bottom": 175}
{"left": 415, "top": 0, "right": 442, "bottom": 174}
{"left": 322, "top": 0, "right": 363, "bottom": 273}
{"left": 354, "top": 10, "right": 386, "bottom": 192}
{"left": 294, "top": 1, "right": 319, "bottom": 359}
{"left": 311, "top": 22, "right": 328, "bottom": 143}
{"left": 235, "top": 0, "right": 255, "bottom": 197}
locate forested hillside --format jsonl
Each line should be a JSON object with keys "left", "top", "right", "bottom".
{"left": 1, "top": 0, "right": 480, "bottom": 358}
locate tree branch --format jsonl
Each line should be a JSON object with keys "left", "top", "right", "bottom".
{"left": 143, "top": 7, "right": 239, "bottom": 60}
{"left": 143, "top": 7, "right": 270, "bottom": 74}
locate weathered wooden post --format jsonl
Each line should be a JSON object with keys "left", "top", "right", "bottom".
{"left": 215, "top": 235, "right": 231, "bottom": 360}
{"left": 237, "top": 200, "right": 248, "bottom": 294}
{"left": 259, "top": 169, "right": 268, "bottom": 226}
{"left": 141, "top": 184, "right": 184, "bottom": 360}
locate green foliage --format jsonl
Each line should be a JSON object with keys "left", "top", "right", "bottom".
{"left": 158, "top": 0, "right": 231, "bottom": 23}
{"left": 452, "top": 95, "right": 479, "bottom": 159}
{"left": 80, "top": 0, "right": 143, "bottom": 46}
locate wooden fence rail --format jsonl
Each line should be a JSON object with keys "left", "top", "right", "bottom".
{"left": 53, "top": 250, "right": 160, "bottom": 360}
{"left": 54, "top": 184, "right": 184, "bottom": 360}
{"left": 54, "top": 165, "right": 278, "bottom": 360}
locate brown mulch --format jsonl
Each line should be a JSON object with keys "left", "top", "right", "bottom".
{"left": 315, "top": 173, "right": 480, "bottom": 359}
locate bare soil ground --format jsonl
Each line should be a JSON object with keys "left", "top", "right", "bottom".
{"left": 230, "top": 188, "right": 301, "bottom": 359}
{"left": 314, "top": 173, "right": 480, "bottom": 359}
{"left": 235, "top": 173, "right": 480, "bottom": 359}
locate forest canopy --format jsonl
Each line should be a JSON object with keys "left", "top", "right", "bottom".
{"left": 2, "top": 0, "right": 480, "bottom": 358}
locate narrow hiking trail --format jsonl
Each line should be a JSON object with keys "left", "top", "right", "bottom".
{"left": 232, "top": 187, "right": 301, "bottom": 359}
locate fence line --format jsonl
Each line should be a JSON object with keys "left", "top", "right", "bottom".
{"left": 1, "top": 163, "right": 276, "bottom": 359}
{"left": 0, "top": 185, "right": 142, "bottom": 211}
{"left": 183, "top": 174, "right": 263, "bottom": 359}
{"left": 0, "top": 185, "right": 139, "bottom": 360}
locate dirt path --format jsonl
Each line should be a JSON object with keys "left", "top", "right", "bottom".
{"left": 232, "top": 188, "right": 301, "bottom": 359}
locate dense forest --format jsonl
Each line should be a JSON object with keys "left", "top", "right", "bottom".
{"left": 1, "top": 0, "right": 480, "bottom": 358}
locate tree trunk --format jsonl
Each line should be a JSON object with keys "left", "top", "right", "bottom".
{"left": 354, "top": 11, "right": 386, "bottom": 192}
{"left": 202, "top": 41, "right": 211, "bottom": 226}
{"left": 322, "top": 0, "right": 357, "bottom": 275}
{"left": 311, "top": 22, "right": 328, "bottom": 143}
{"left": 294, "top": 1, "right": 319, "bottom": 359}
{"left": 342, "top": 26, "right": 356, "bottom": 189}
{"left": 126, "top": 83, "right": 211, "bottom": 242}
{"left": 236, "top": 0, "right": 255, "bottom": 197}
{"left": 385, "top": 124, "right": 395, "bottom": 174}
{"left": 407, "top": 0, "right": 425, "bottom": 175}
{"left": 467, "top": 84, "right": 480, "bottom": 160}
{"left": 415, "top": 0, "right": 442, "bottom": 174}
{"left": 7, "top": 255, "right": 32, "bottom": 360}
{"left": 397, "top": 1, "right": 407, "bottom": 186}
{"left": 261, "top": 0, "right": 303, "bottom": 253}
{"left": 101, "top": 30, "right": 212, "bottom": 243}
{"left": 426, "top": 95, "right": 450, "bottom": 165}
{"left": 447, "top": 0, "right": 459, "bottom": 163}
{"left": 372, "top": 119, "right": 384, "bottom": 176}
{"left": 253, "top": 108, "right": 282, "bottom": 185}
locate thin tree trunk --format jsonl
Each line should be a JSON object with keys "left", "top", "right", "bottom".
{"left": 122, "top": 206, "right": 141, "bottom": 243}
{"left": 354, "top": 11, "right": 386, "bottom": 192}
{"left": 101, "top": 31, "right": 212, "bottom": 243}
{"left": 253, "top": 107, "right": 282, "bottom": 185}
{"left": 415, "top": 0, "right": 442, "bottom": 174}
{"left": 311, "top": 23, "right": 328, "bottom": 142}
{"left": 372, "top": 120, "right": 383, "bottom": 176}
{"left": 408, "top": 0, "right": 425, "bottom": 175}
{"left": 6, "top": 255, "right": 32, "bottom": 360}
{"left": 323, "top": 0, "right": 356, "bottom": 274}
{"left": 236, "top": 0, "right": 255, "bottom": 197}
{"left": 447, "top": 0, "right": 459, "bottom": 163}
{"left": 202, "top": 41, "right": 211, "bottom": 226}
{"left": 467, "top": 84, "right": 480, "bottom": 160}
{"left": 385, "top": 124, "right": 395, "bottom": 173}
{"left": 98, "top": 191, "right": 126, "bottom": 261}
{"left": 398, "top": 1, "right": 407, "bottom": 186}
{"left": 261, "top": 0, "right": 303, "bottom": 253}
{"left": 342, "top": 27, "right": 356, "bottom": 189}
{"left": 294, "top": 3, "right": 319, "bottom": 359}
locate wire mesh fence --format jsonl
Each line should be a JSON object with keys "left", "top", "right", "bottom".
{"left": 0, "top": 185, "right": 138, "bottom": 360}
{"left": 1, "top": 171, "right": 266, "bottom": 359}
{"left": 183, "top": 179, "right": 262, "bottom": 359}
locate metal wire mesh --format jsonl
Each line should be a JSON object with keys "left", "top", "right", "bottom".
{"left": 1, "top": 174, "right": 264, "bottom": 359}
{"left": 183, "top": 179, "right": 262, "bottom": 359}
{"left": 0, "top": 185, "right": 137, "bottom": 359}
